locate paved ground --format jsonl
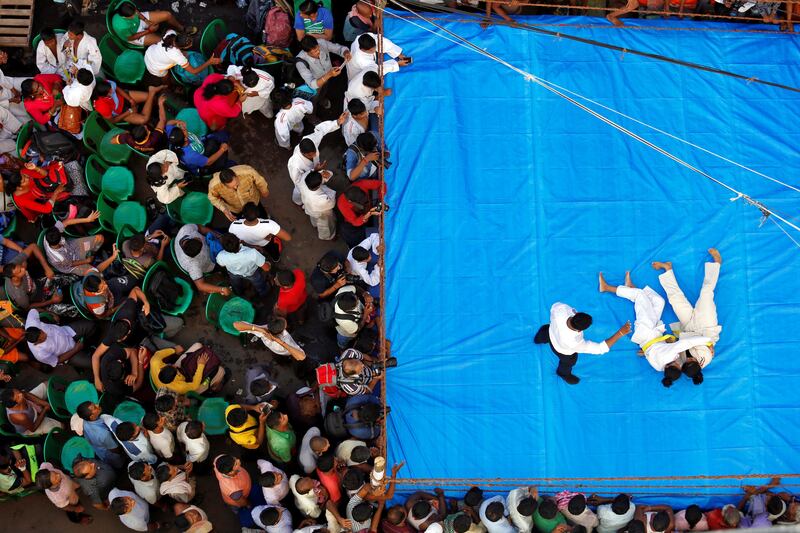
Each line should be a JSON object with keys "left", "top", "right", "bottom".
{"left": 2, "top": 0, "right": 354, "bottom": 529}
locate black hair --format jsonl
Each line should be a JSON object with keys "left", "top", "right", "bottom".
{"left": 76, "top": 68, "right": 93, "bottom": 86}
{"left": 682, "top": 359, "right": 702, "bottom": 378}
{"left": 317, "top": 453, "right": 334, "bottom": 472}
{"left": 131, "top": 125, "right": 149, "bottom": 143}
{"left": 167, "top": 126, "right": 186, "bottom": 147}
{"left": 215, "top": 454, "right": 236, "bottom": 474}
{"left": 276, "top": 269, "right": 295, "bottom": 288}
{"left": 117, "top": 3, "right": 137, "bottom": 17}
{"left": 362, "top": 71, "right": 381, "bottom": 89}
{"left": 350, "top": 445, "right": 371, "bottom": 464}
{"left": 241, "top": 67, "right": 259, "bottom": 88}
{"left": 24, "top": 327, "right": 43, "bottom": 344}
{"left": 260, "top": 507, "right": 280, "bottom": 526}
{"left": 162, "top": 32, "right": 192, "bottom": 50}
{"left": 767, "top": 495, "right": 785, "bottom": 516}
{"left": 568, "top": 493, "right": 587, "bottom": 515}
{"left": 347, "top": 98, "right": 367, "bottom": 116}
{"left": 685, "top": 504, "right": 703, "bottom": 528}
{"left": 158, "top": 366, "right": 179, "bottom": 384}
{"left": 464, "top": 486, "right": 483, "bottom": 507}
{"left": 174, "top": 515, "right": 190, "bottom": 531}
{"left": 358, "top": 34, "right": 376, "bottom": 51}
{"left": 691, "top": 372, "right": 704, "bottom": 385}
{"left": 266, "top": 410, "right": 282, "bottom": 428}
{"left": 299, "top": 0, "right": 319, "bottom": 14}
{"left": 141, "top": 412, "right": 160, "bottom": 431}
{"left": 259, "top": 471, "right": 277, "bottom": 487}
{"left": 304, "top": 171, "right": 323, "bottom": 191}
{"left": 342, "top": 468, "right": 364, "bottom": 490}
{"left": 20, "top": 79, "right": 35, "bottom": 99}
{"left": 83, "top": 274, "right": 102, "bottom": 292}
{"left": 185, "top": 421, "right": 204, "bottom": 439}
{"left": 180, "top": 237, "right": 203, "bottom": 258}
{"left": 300, "top": 35, "right": 319, "bottom": 52}
{"left": 353, "top": 502, "right": 374, "bottom": 522}
{"left": 128, "top": 461, "right": 147, "bottom": 480}
{"left": 270, "top": 88, "right": 293, "bottom": 109}
{"left": 44, "top": 227, "right": 62, "bottom": 247}
{"left": 652, "top": 510, "right": 670, "bottom": 532}
{"left": 571, "top": 312, "right": 593, "bottom": 331}
{"left": 360, "top": 403, "right": 381, "bottom": 424}
{"left": 298, "top": 138, "right": 316, "bottom": 155}
{"left": 0, "top": 389, "right": 16, "bottom": 408}
{"left": 352, "top": 246, "right": 370, "bottom": 262}
{"left": 76, "top": 401, "right": 94, "bottom": 420}
{"left": 662, "top": 365, "right": 681, "bottom": 388}
{"left": 338, "top": 292, "right": 359, "bottom": 311}
{"left": 114, "top": 421, "right": 137, "bottom": 441}
{"left": 319, "top": 252, "right": 340, "bottom": 273}
{"left": 611, "top": 494, "right": 630, "bottom": 515}
{"left": 108, "top": 319, "right": 132, "bottom": 343}
{"left": 36, "top": 469, "right": 54, "bottom": 490}
{"left": 92, "top": 79, "right": 112, "bottom": 99}
{"left": 202, "top": 79, "right": 234, "bottom": 101}
{"left": 156, "top": 464, "right": 172, "bottom": 482}
{"left": 226, "top": 407, "right": 248, "bottom": 427}
{"left": 623, "top": 519, "right": 645, "bottom": 533}
{"left": 242, "top": 202, "right": 260, "bottom": 222}
{"left": 128, "top": 234, "right": 146, "bottom": 252}
{"left": 219, "top": 168, "right": 236, "bottom": 184}
{"left": 517, "top": 497, "right": 537, "bottom": 517}
{"left": 485, "top": 502, "right": 505, "bottom": 522}
{"left": 106, "top": 358, "right": 126, "bottom": 381}
{"left": 411, "top": 501, "right": 432, "bottom": 520}
{"left": 355, "top": 132, "right": 378, "bottom": 152}
{"left": 146, "top": 162, "right": 166, "bottom": 186}
{"left": 267, "top": 316, "right": 287, "bottom": 335}
{"left": 249, "top": 378, "right": 273, "bottom": 397}
{"left": 220, "top": 233, "right": 241, "bottom": 253}
{"left": 453, "top": 514, "right": 472, "bottom": 533}
{"left": 538, "top": 498, "right": 558, "bottom": 519}
{"left": 67, "top": 19, "right": 85, "bottom": 35}
{"left": 40, "top": 28, "right": 56, "bottom": 41}
{"left": 110, "top": 497, "right": 129, "bottom": 515}
{"left": 353, "top": 328, "right": 378, "bottom": 353}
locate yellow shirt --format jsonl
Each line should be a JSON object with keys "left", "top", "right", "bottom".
{"left": 225, "top": 404, "right": 260, "bottom": 449}
{"left": 150, "top": 348, "right": 206, "bottom": 395}
{"left": 207, "top": 164, "right": 269, "bottom": 214}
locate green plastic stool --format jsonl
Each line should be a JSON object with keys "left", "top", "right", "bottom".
{"left": 15, "top": 121, "right": 33, "bottom": 158}
{"left": 46, "top": 375, "right": 71, "bottom": 420}
{"left": 199, "top": 19, "right": 228, "bottom": 59}
{"left": 43, "top": 428, "right": 67, "bottom": 467}
{"left": 112, "top": 201, "right": 147, "bottom": 236}
{"left": 179, "top": 192, "right": 214, "bottom": 225}
{"left": 65, "top": 381, "right": 99, "bottom": 414}
{"left": 175, "top": 108, "right": 208, "bottom": 138}
{"left": 100, "top": 128, "right": 132, "bottom": 165}
{"left": 61, "top": 436, "right": 95, "bottom": 473}
{"left": 101, "top": 166, "right": 135, "bottom": 202}
{"left": 84, "top": 154, "right": 110, "bottom": 196}
{"left": 113, "top": 400, "right": 145, "bottom": 424}
{"left": 114, "top": 49, "right": 146, "bottom": 84}
{"left": 197, "top": 397, "right": 230, "bottom": 435}
{"left": 218, "top": 297, "right": 255, "bottom": 336}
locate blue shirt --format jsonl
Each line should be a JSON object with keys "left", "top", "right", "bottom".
{"left": 216, "top": 247, "right": 266, "bottom": 277}
{"left": 83, "top": 416, "right": 119, "bottom": 453}
{"left": 344, "top": 394, "right": 381, "bottom": 440}
{"left": 166, "top": 125, "right": 208, "bottom": 174}
{"left": 345, "top": 147, "right": 377, "bottom": 181}
{"left": 294, "top": 7, "right": 334, "bottom": 33}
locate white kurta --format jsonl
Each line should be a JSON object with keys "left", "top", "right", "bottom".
{"left": 344, "top": 68, "right": 379, "bottom": 112}
{"left": 347, "top": 32, "right": 402, "bottom": 80}
{"left": 342, "top": 115, "right": 367, "bottom": 147}
{"left": 62, "top": 34, "right": 103, "bottom": 76}
{"left": 615, "top": 285, "right": 711, "bottom": 371}
{"left": 347, "top": 233, "right": 380, "bottom": 286}
{"left": 274, "top": 98, "right": 313, "bottom": 149}
{"left": 286, "top": 119, "right": 340, "bottom": 204}
{"left": 300, "top": 181, "right": 337, "bottom": 240}
{"left": 62, "top": 78, "right": 96, "bottom": 111}
{"left": 658, "top": 262, "right": 721, "bottom": 368}
{"left": 148, "top": 150, "right": 186, "bottom": 205}
{"left": 36, "top": 37, "right": 68, "bottom": 76}
{"left": 227, "top": 65, "right": 275, "bottom": 117}
{"left": 0, "top": 68, "right": 26, "bottom": 120}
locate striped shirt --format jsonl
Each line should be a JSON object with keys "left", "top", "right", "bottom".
{"left": 335, "top": 349, "right": 375, "bottom": 396}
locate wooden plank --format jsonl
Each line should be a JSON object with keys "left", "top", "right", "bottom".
{"left": 0, "top": 37, "right": 28, "bottom": 46}
{"left": 0, "top": 8, "right": 30, "bottom": 14}
{"left": 0, "top": 0, "right": 33, "bottom": 6}
{"left": 0, "top": 27, "right": 29, "bottom": 35}
{"left": 0, "top": 18, "right": 31, "bottom": 25}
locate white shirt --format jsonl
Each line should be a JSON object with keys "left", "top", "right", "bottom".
{"left": 479, "top": 496, "right": 518, "bottom": 533}
{"left": 109, "top": 488, "right": 151, "bottom": 531}
{"left": 144, "top": 32, "right": 189, "bottom": 77}
{"left": 335, "top": 439, "right": 367, "bottom": 466}
{"left": 299, "top": 427, "right": 321, "bottom": 474}
{"left": 118, "top": 430, "right": 158, "bottom": 463}
{"left": 175, "top": 224, "right": 215, "bottom": 281}
{"left": 228, "top": 65, "right": 275, "bottom": 115}
{"left": 258, "top": 459, "right": 290, "bottom": 503}
{"left": 345, "top": 68, "right": 380, "bottom": 112}
{"left": 147, "top": 427, "right": 175, "bottom": 459}
{"left": 148, "top": 150, "right": 186, "bottom": 205}
{"left": 506, "top": 489, "right": 533, "bottom": 533}
{"left": 62, "top": 77, "right": 95, "bottom": 111}
{"left": 347, "top": 233, "right": 380, "bottom": 287}
{"left": 597, "top": 503, "right": 636, "bottom": 533}
{"left": 252, "top": 329, "right": 303, "bottom": 358}
{"left": 176, "top": 421, "right": 210, "bottom": 463}
{"left": 36, "top": 36, "right": 67, "bottom": 75}
{"left": 347, "top": 33, "right": 402, "bottom": 80}
{"left": 296, "top": 39, "right": 348, "bottom": 90}
{"left": 290, "top": 474, "right": 322, "bottom": 518}
{"left": 62, "top": 33, "right": 102, "bottom": 75}
{"left": 287, "top": 120, "right": 340, "bottom": 186}
{"left": 547, "top": 302, "right": 609, "bottom": 355}
{"left": 645, "top": 335, "right": 712, "bottom": 372}
{"left": 342, "top": 115, "right": 367, "bottom": 147}
{"left": 274, "top": 98, "right": 313, "bottom": 148}
{"left": 300, "top": 182, "right": 336, "bottom": 217}
{"left": 252, "top": 504, "right": 294, "bottom": 533}
{"left": 229, "top": 218, "right": 282, "bottom": 247}
{"left": 334, "top": 285, "right": 363, "bottom": 337}
{"left": 25, "top": 309, "right": 77, "bottom": 367}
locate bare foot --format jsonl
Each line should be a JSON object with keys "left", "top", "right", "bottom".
{"left": 708, "top": 248, "right": 722, "bottom": 264}
{"left": 651, "top": 261, "right": 672, "bottom": 271}
{"left": 606, "top": 14, "right": 624, "bottom": 27}
{"left": 625, "top": 271, "right": 635, "bottom": 288}
{"left": 598, "top": 272, "right": 612, "bottom": 293}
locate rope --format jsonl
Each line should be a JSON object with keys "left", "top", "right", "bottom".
{"left": 377, "top": 0, "right": 800, "bottom": 248}
{"left": 443, "top": 17, "right": 797, "bottom": 33}
{"left": 393, "top": 0, "right": 800, "bottom": 95}
{"left": 377, "top": 5, "right": 389, "bottom": 461}
{"left": 393, "top": 473, "right": 800, "bottom": 481}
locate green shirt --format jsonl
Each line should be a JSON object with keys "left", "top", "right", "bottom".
{"left": 266, "top": 426, "right": 296, "bottom": 463}
{"left": 112, "top": 14, "right": 140, "bottom": 41}
{"left": 533, "top": 502, "right": 566, "bottom": 533}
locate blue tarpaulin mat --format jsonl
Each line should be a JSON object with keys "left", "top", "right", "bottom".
{"left": 382, "top": 13, "right": 800, "bottom": 506}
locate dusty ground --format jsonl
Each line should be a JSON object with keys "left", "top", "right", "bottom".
{"left": 1, "top": 0, "right": 354, "bottom": 529}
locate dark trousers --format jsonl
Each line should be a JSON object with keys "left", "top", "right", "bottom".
{"left": 534, "top": 324, "right": 578, "bottom": 377}
{"left": 229, "top": 269, "right": 270, "bottom": 298}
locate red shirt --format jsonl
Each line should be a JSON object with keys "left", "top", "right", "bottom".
{"left": 24, "top": 74, "right": 62, "bottom": 125}
{"left": 316, "top": 467, "right": 341, "bottom": 503}
{"left": 381, "top": 519, "right": 414, "bottom": 533}
{"left": 277, "top": 269, "right": 308, "bottom": 314}
{"left": 194, "top": 73, "right": 243, "bottom": 131}
{"left": 705, "top": 509, "right": 727, "bottom": 530}
{"left": 336, "top": 179, "right": 384, "bottom": 227}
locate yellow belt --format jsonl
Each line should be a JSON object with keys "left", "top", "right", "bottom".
{"left": 641, "top": 334, "right": 676, "bottom": 352}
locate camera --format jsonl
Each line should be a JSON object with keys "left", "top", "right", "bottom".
{"left": 345, "top": 274, "right": 362, "bottom": 283}
{"left": 373, "top": 356, "right": 397, "bottom": 371}
{"left": 373, "top": 201, "right": 390, "bottom": 213}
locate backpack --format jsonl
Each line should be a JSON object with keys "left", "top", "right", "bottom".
{"left": 318, "top": 293, "right": 361, "bottom": 324}
{"left": 264, "top": 5, "right": 292, "bottom": 47}
{"left": 138, "top": 306, "right": 167, "bottom": 335}
{"left": 316, "top": 363, "right": 347, "bottom": 399}
{"left": 146, "top": 270, "right": 183, "bottom": 311}
{"left": 220, "top": 34, "right": 255, "bottom": 67}
{"left": 32, "top": 130, "right": 79, "bottom": 161}
{"left": 246, "top": 0, "right": 273, "bottom": 36}
{"left": 324, "top": 404, "right": 370, "bottom": 440}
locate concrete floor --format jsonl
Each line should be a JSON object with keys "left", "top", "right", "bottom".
{"left": 1, "top": 0, "right": 355, "bottom": 529}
